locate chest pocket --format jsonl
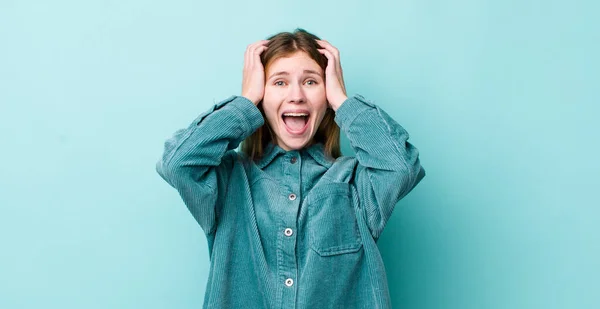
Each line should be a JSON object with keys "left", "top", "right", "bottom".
{"left": 306, "top": 182, "right": 363, "bottom": 256}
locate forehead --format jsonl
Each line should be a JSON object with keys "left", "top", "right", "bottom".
{"left": 266, "top": 51, "right": 323, "bottom": 75}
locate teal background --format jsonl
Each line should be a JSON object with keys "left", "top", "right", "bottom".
{"left": 1, "top": 1, "right": 598, "bottom": 308}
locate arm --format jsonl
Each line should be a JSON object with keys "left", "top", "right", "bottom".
{"left": 156, "top": 95, "right": 264, "bottom": 235}
{"left": 334, "top": 94, "right": 426, "bottom": 240}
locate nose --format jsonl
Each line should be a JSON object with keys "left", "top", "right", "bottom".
{"left": 287, "top": 82, "right": 306, "bottom": 104}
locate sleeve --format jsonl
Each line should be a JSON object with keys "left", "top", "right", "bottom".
{"left": 334, "top": 94, "right": 426, "bottom": 240}
{"left": 155, "top": 95, "right": 264, "bottom": 235}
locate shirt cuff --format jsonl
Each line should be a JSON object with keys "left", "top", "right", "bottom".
{"left": 219, "top": 95, "right": 265, "bottom": 132}
{"left": 334, "top": 94, "right": 375, "bottom": 129}
{"left": 193, "top": 95, "right": 264, "bottom": 133}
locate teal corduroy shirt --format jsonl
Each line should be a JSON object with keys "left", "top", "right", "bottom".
{"left": 156, "top": 94, "right": 426, "bottom": 308}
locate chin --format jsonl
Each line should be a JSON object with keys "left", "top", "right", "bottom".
{"left": 278, "top": 136, "right": 313, "bottom": 151}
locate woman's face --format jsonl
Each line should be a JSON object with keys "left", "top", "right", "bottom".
{"left": 262, "top": 51, "right": 328, "bottom": 151}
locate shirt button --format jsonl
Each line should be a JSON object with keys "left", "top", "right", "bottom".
{"left": 290, "top": 157, "right": 297, "bottom": 164}
{"left": 284, "top": 228, "right": 293, "bottom": 236}
{"left": 285, "top": 278, "right": 294, "bottom": 287}
{"left": 288, "top": 193, "right": 296, "bottom": 201}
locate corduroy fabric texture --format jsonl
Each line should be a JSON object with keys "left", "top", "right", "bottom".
{"left": 156, "top": 94, "right": 426, "bottom": 309}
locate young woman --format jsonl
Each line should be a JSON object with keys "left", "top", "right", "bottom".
{"left": 156, "top": 29, "right": 426, "bottom": 309}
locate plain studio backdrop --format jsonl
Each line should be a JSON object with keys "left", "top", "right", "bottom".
{"left": 1, "top": 1, "right": 598, "bottom": 308}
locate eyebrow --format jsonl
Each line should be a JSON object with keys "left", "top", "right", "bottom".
{"left": 268, "top": 69, "right": 322, "bottom": 80}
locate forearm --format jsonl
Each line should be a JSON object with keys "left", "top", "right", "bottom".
{"left": 334, "top": 94, "right": 425, "bottom": 239}
{"left": 157, "top": 95, "right": 264, "bottom": 186}
{"left": 334, "top": 94, "right": 423, "bottom": 177}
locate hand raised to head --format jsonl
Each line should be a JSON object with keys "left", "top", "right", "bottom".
{"left": 242, "top": 40, "right": 269, "bottom": 105}
{"left": 316, "top": 39, "right": 348, "bottom": 111}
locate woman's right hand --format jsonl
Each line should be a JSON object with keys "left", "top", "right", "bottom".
{"left": 241, "top": 40, "right": 269, "bottom": 105}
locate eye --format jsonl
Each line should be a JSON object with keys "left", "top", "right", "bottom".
{"left": 306, "top": 80, "right": 318, "bottom": 85}
{"left": 274, "top": 81, "right": 285, "bottom": 86}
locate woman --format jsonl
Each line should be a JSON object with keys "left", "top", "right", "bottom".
{"left": 156, "top": 28, "right": 426, "bottom": 309}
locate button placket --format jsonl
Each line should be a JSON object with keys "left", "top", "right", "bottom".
{"left": 281, "top": 153, "right": 299, "bottom": 297}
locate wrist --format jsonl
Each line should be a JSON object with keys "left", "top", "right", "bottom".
{"left": 241, "top": 94, "right": 260, "bottom": 106}
{"left": 329, "top": 95, "right": 348, "bottom": 112}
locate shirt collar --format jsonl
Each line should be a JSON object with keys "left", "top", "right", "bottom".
{"left": 255, "top": 141, "right": 334, "bottom": 169}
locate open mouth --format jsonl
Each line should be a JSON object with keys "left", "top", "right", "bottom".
{"left": 281, "top": 112, "right": 310, "bottom": 134}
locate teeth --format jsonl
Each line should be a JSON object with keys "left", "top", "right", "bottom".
{"left": 283, "top": 113, "right": 309, "bottom": 117}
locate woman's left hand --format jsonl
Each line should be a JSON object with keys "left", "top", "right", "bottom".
{"left": 316, "top": 39, "right": 348, "bottom": 111}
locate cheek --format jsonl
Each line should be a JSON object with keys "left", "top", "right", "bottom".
{"left": 307, "top": 85, "right": 326, "bottom": 100}
{"left": 264, "top": 85, "right": 284, "bottom": 100}
{"left": 261, "top": 101, "right": 280, "bottom": 126}
{"left": 262, "top": 87, "right": 285, "bottom": 123}
{"left": 308, "top": 90, "right": 327, "bottom": 108}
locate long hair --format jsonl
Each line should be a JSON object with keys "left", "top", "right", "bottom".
{"left": 240, "top": 28, "right": 342, "bottom": 163}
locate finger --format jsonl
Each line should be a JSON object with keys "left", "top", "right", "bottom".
{"left": 318, "top": 47, "right": 346, "bottom": 94}
{"left": 317, "top": 41, "right": 348, "bottom": 96}
{"left": 245, "top": 44, "right": 252, "bottom": 70}
{"left": 251, "top": 40, "right": 269, "bottom": 63}
{"left": 317, "top": 48, "right": 335, "bottom": 75}
{"left": 316, "top": 40, "right": 340, "bottom": 60}
{"left": 251, "top": 40, "right": 270, "bottom": 50}
{"left": 246, "top": 40, "right": 269, "bottom": 66}
{"left": 254, "top": 44, "right": 268, "bottom": 55}
{"left": 247, "top": 42, "right": 264, "bottom": 68}
{"left": 318, "top": 48, "right": 344, "bottom": 94}
{"left": 322, "top": 40, "right": 340, "bottom": 59}
{"left": 317, "top": 40, "right": 342, "bottom": 78}
{"left": 253, "top": 45, "right": 268, "bottom": 69}
{"left": 245, "top": 43, "right": 259, "bottom": 69}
